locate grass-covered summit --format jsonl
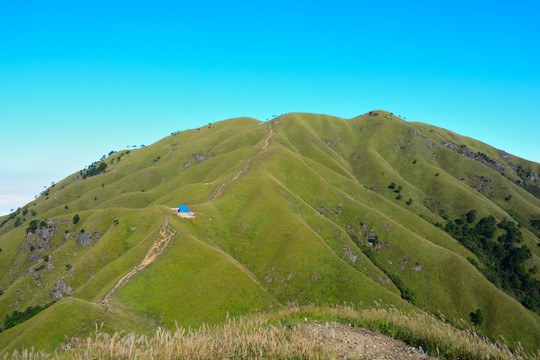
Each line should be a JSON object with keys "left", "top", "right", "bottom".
{"left": 0, "top": 111, "right": 539, "bottom": 354}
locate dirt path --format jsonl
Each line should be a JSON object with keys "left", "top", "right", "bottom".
{"left": 299, "top": 323, "right": 436, "bottom": 360}
{"left": 103, "top": 217, "right": 177, "bottom": 302}
{"left": 209, "top": 116, "right": 282, "bottom": 201}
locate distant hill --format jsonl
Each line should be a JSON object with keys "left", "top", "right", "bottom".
{"left": 0, "top": 111, "right": 539, "bottom": 354}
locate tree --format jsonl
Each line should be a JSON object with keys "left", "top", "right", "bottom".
{"left": 73, "top": 214, "right": 80, "bottom": 224}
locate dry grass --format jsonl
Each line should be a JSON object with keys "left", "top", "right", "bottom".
{"left": 2, "top": 305, "right": 539, "bottom": 360}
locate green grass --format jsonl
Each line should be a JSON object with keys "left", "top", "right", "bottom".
{"left": 0, "top": 111, "right": 539, "bottom": 353}
{"left": 3, "top": 305, "right": 539, "bottom": 360}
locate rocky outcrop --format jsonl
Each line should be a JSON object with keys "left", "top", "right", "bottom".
{"left": 50, "top": 279, "right": 73, "bottom": 300}
{"left": 75, "top": 230, "right": 92, "bottom": 247}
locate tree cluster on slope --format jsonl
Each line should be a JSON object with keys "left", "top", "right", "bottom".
{"left": 439, "top": 211, "right": 539, "bottom": 313}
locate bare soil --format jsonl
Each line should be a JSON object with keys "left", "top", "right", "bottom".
{"left": 299, "top": 323, "right": 436, "bottom": 360}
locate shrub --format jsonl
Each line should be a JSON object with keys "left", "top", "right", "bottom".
{"left": 3, "top": 303, "right": 52, "bottom": 330}
{"left": 470, "top": 309, "right": 484, "bottom": 325}
{"left": 466, "top": 210, "right": 477, "bottom": 224}
{"left": 438, "top": 209, "right": 449, "bottom": 220}
{"left": 82, "top": 161, "right": 107, "bottom": 179}
{"left": 73, "top": 214, "right": 80, "bottom": 224}
{"left": 26, "top": 220, "right": 39, "bottom": 233}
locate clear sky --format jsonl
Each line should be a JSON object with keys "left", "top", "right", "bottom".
{"left": 1, "top": 0, "right": 539, "bottom": 215}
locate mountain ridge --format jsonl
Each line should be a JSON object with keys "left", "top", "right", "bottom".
{"left": 0, "top": 111, "right": 539, "bottom": 353}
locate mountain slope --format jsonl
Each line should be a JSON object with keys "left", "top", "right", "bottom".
{"left": 0, "top": 111, "right": 539, "bottom": 353}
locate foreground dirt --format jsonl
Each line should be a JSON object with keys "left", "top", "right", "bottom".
{"left": 299, "top": 323, "right": 436, "bottom": 360}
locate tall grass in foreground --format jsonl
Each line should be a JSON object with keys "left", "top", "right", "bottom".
{"left": 3, "top": 305, "right": 539, "bottom": 360}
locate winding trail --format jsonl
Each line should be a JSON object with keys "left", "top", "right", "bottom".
{"left": 103, "top": 217, "right": 177, "bottom": 302}
{"left": 209, "top": 116, "right": 282, "bottom": 201}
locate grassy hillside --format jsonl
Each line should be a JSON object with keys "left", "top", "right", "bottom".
{"left": 2, "top": 306, "right": 539, "bottom": 360}
{"left": 0, "top": 111, "right": 539, "bottom": 354}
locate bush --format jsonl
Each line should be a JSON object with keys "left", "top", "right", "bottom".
{"left": 82, "top": 162, "right": 107, "bottom": 179}
{"left": 26, "top": 220, "right": 39, "bottom": 233}
{"left": 466, "top": 210, "right": 477, "bottom": 224}
{"left": 470, "top": 309, "right": 484, "bottom": 326}
{"left": 73, "top": 214, "right": 80, "bottom": 224}
{"left": 3, "top": 303, "right": 52, "bottom": 330}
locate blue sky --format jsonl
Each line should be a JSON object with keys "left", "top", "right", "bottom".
{"left": 0, "top": 0, "right": 539, "bottom": 215}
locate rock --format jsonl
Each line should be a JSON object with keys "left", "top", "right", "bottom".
{"left": 50, "top": 279, "right": 73, "bottom": 300}
{"left": 75, "top": 231, "right": 92, "bottom": 247}
{"left": 441, "top": 140, "right": 454, "bottom": 150}
{"left": 193, "top": 153, "right": 208, "bottom": 162}
{"left": 342, "top": 247, "right": 358, "bottom": 263}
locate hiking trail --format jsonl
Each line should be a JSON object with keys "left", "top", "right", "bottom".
{"left": 209, "top": 116, "right": 282, "bottom": 201}
{"left": 103, "top": 217, "right": 177, "bottom": 302}
{"left": 299, "top": 323, "right": 435, "bottom": 360}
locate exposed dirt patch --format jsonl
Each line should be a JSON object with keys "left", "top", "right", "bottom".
{"left": 298, "top": 323, "right": 435, "bottom": 360}
{"left": 171, "top": 208, "right": 196, "bottom": 218}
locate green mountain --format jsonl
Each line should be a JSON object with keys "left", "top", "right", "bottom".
{"left": 1, "top": 111, "right": 539, "bottom": 354}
